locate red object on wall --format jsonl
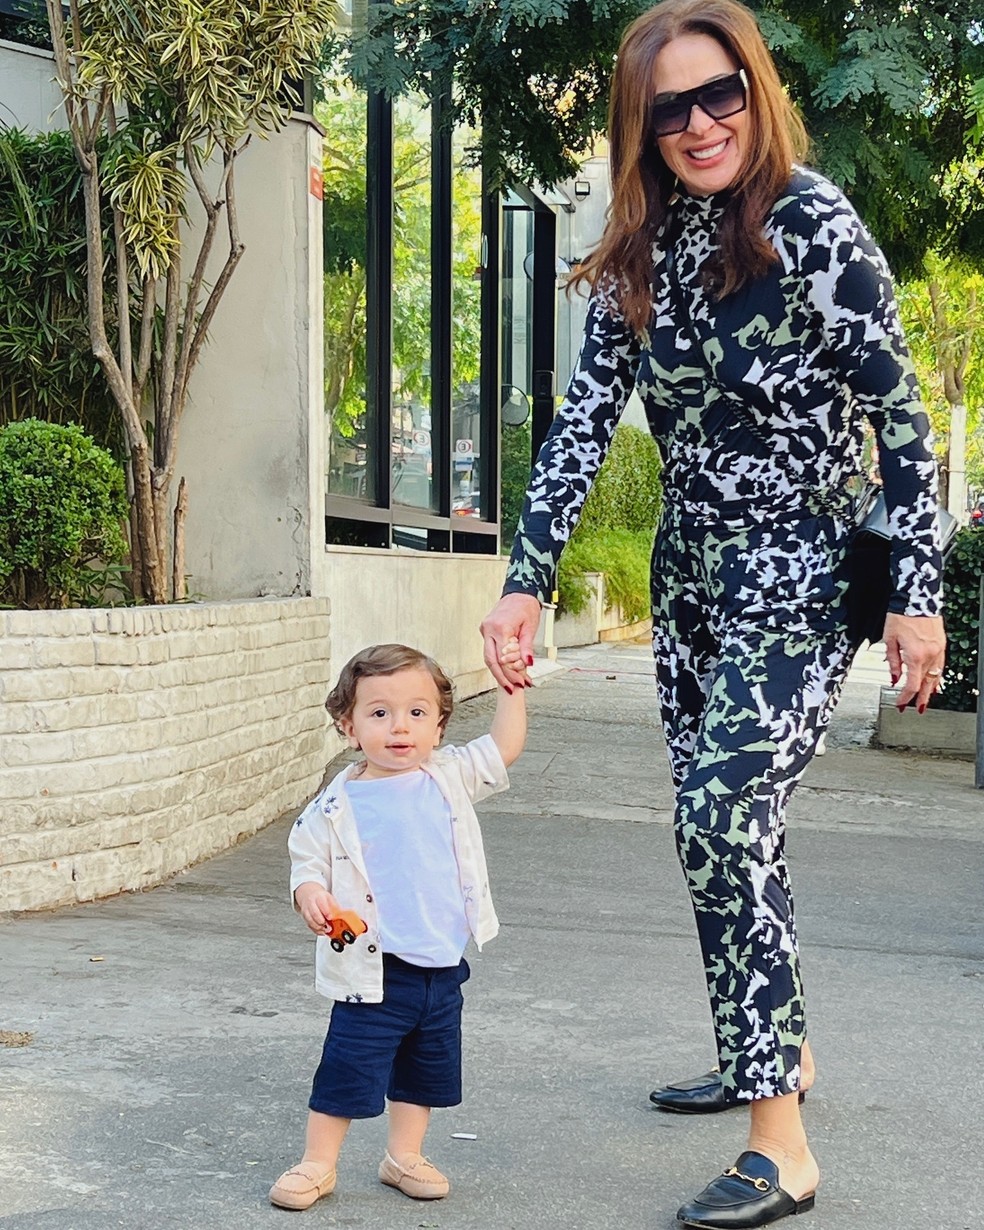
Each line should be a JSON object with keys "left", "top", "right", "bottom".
{"left": 309, "top": 165, "right": 324, "bottom": 200}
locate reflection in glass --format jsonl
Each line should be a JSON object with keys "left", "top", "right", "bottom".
{"left": 499, "top": 205, "right": 535, "bottom": 545}
{"left": 391, "top": 94, "right": 434, "bottom": 511}
{"left": 320, "top": 77, "right": 372, "bottom": 501}
{"left": 450, "top": 127, "right": 484, "bottom": 519}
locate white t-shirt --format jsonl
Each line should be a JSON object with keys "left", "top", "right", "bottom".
{"left": 346, "top": 769, "right": 470, "bottom": 968}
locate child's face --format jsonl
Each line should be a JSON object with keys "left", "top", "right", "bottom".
{"left": 340, "top": 668, "right": 445, "bottom": 779}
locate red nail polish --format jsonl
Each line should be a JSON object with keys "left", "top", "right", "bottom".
{"left": 918, "top": 703, "right": 926, "bottom": 714}
{"left": 890, "top": 673, "right": 899, "bottom": 686}
{"left": 896, "top": 704, "right": 906, "bottom": 713}
{"left": 504, "top": 686, "right": 513, "bottom": 696}
{"left": 526, "top": 655, "right": 534, "bottom": 667}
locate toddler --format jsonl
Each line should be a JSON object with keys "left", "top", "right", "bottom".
{"left": 269, "top": 640, "right": 528, "bottom": 1210}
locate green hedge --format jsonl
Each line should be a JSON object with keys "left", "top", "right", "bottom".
{"left": 932, "top": 527, "right": 983, "bottom": 713}
{"left": 0, "top": 418, "right": 129, "bottom": 609}
{"left": 557, "top": 424, "right": 660, "bottom": 616}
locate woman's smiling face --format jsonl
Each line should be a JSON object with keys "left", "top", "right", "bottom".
{"left": 652, "top": 33, "right": 749, "bottom": 197}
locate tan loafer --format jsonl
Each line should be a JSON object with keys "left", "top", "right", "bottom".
{"left": 378, "top": 1150, "right": 449, "bottom": 1200}
{"left": 269, "top": 1159, "right": 337, "bottom": 1210}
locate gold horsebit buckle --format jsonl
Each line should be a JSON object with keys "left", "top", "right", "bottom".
{"left": 723, "top": 1167, "right": 771, "bottom": 1193}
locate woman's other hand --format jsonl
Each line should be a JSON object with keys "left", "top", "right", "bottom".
{"left": 883, "top": 612, "right": 946, "bottom": 714}
{"left": 481, "top": 592, "right": 541, "bottom": 688}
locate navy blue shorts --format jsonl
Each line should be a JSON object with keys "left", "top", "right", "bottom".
{"left": 308, "top": 954, "right": 470, "bottom": 1119}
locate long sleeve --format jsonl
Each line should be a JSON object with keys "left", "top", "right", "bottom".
{"left": 287, "top": 792, "right": 333, "bottom": 902}
{"left": 503, "top": 286, "right": 642, "bottom": 601}
{"left": 804, "top": 206, "right": 943, "bottom": 616}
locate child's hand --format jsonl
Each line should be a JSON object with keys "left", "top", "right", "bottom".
{"left": 498, "top": 636, "right": 528, "bottom": 683}
{"left": 294, "top": 882, "right": 343, "bottom": 936}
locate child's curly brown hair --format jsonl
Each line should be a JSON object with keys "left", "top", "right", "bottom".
{"left": 325, "top": 644, "right": 454, "bottom": 736}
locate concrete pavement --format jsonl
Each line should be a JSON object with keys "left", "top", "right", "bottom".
{"left": 1, "top": 640, "right": 982, "bottom": 1229}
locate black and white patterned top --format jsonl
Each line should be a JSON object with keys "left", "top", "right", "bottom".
{"left": 504, "top": 167, "right": 943, "bottom": 618}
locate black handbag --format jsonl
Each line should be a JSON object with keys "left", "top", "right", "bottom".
{"left": 845, "top": 485, "right": 957, "bottom": 645}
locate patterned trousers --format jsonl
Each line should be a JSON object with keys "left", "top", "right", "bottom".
{"left": 651, "top": 498, "right": 857, "bottom": 1101}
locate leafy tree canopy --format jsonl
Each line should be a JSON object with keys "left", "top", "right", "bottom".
{"left": 340, "top": 0, "right": 984, "bottom": 272}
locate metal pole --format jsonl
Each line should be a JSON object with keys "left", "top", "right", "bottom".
{"left": 976, "top": 575, "right": 983, "bottom": 789}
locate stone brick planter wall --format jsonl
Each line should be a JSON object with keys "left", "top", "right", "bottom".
{"left": 0, "top": 599, "right": 332, "bottom": 913}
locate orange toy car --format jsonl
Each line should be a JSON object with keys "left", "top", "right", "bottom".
{"left": 326, "top": 909, "right": 368, "bottom": 953}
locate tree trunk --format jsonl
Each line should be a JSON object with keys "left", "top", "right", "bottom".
{"left": 130, "top": 445, "right": 166, "bottom": 603}
{"left": 172, "top": 476, "right": 188, "bottom": 601}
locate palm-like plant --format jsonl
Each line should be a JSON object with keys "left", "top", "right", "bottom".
{"left": 45, "top": 0, "right": 338, "bottom": 602}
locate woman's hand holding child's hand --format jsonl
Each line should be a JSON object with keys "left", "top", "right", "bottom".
{"left": 294, "top": 882, "right": 343, "bottom": 936}
{"left": 498, "top": 636, "right": 530, "bottom": 688}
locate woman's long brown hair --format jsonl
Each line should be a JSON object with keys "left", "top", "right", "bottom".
{"left": 573, "top": 0, "right": 809, "bottom": 336}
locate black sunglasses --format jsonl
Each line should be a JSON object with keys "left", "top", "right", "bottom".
{"left": 649, "top": 69, "right": 748, "bottom": 138}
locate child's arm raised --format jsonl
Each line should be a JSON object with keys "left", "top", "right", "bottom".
{"left": 489, "top": 637, "right": 528, "bottom": 768}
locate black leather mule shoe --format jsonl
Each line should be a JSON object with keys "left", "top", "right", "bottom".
{"left": 650, "top": 1071, "right": 807, "bottom": 1114}
{"left": 649, "top": 1070, "right": 732, "bottom": 1114}
{"left": 676, "top": 1151, "right": 816, "bottom": 1228}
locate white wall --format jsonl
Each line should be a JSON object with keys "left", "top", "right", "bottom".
{"left": 0, "top": 40, "right": 62, "bottom": 130}
{"left": 177, "top": 118, "right": 327, "bottom": 602}
{"left": 324, "top": 548, "right": 509, "bottom": 700}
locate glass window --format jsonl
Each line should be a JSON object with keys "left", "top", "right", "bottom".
{"left": 320, "top": 78, "right": 372, "bottom": 502}
{"left": 501, "top": 205, "right": 534, "bottom": 401}
{"left": 391, "top": 93, "right": 434, "bottom": 512}
{"left": 450, "top": 126, "right": 484, "bottom": 520}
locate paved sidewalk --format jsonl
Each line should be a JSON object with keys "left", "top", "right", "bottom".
{"left": 1, "top": 641, "right": 982, "bottom": 1230}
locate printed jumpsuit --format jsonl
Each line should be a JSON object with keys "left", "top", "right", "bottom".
{"left": 503, "top": 167, "right": 944, "bottom": 1101}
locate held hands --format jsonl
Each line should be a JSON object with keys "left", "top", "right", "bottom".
{"left": 481, "top": 592, "right": 541, "bottom": 689}
{"left": 498, "top": 636, "right": 530, "bottom": 689}
{"left": 883, "top": 612, "right": 946, "bottom": 714}
{"left": 294, "top": 882, "right": 343, "bottom": 937}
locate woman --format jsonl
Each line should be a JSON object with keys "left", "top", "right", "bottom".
{"left": 481, "top": 1, "right": 946, "bottom": 1226}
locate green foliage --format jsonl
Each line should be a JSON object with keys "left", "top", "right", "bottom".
{"left": 340, "top": 0, "right": 984, "bottom": 268}
{"left": 0, "top": 127, "right": 121, "bottom": 457}
{"left": 933, "top": 527, "right": 984, "bottom": 714}
{"left": 898, "top": 253, "right": 984, "bottom": 497}
{"left": 576, "top": 422, "right": 662, "bottom": 534}
{"left": 500, "top": 417, "right": 534, "bottom": 548}
{"left": 557, "top": 528, "right": 652, "bottom": 621}
{"left": 68, "top": 0, "right": 340, "bottom": 282}
{"left": 0, "top": 419, "right": 129, "bottom": 609}
{"left": 557, "top": 424, "right": 660, "bottom": 617}
{"left": 343, "top": 0, "right": 647, "bottom": 189}
{"left": 748, "top": 1, "right": 984, "bottom": 274}
{"left": 47, "top": 0, "right": 340, "bottom": 601}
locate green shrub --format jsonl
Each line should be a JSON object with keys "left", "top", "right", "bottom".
{"left": 577, "top": 422, "right": 663, "bottom": 534}
{"left": 0, "top": 418, "right": 129, "bottom": 609}
{"left": 557, "top": 528, "right": 653, "bottom": 620}
{"left": 557, "top": 424, "right": 660, "bottom": 616}
{"left": 932, "top": 527, "right": 984, "bottom": 713}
